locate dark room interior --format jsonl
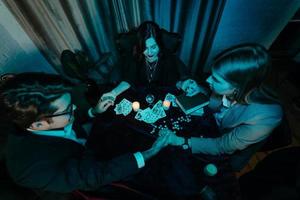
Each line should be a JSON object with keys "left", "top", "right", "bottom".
{"left": 1, "top": 0, "right": 300, "bottom": 200}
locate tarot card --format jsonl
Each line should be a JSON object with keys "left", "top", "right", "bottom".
{"left": 142, "top": 108, "right": 159, "bottom": 124}
{"left": 135, "top": 108, "right": 159, "bottom": 124}
{"left": 143, "top": 114, "right": 158, "bottom": 124}
{"left": 114, "top": 98, "right": 132, "bottom": 116}
{"left": 134, "top": 108, "right": 150, "bottom": 119}
{"left": 135, "top": 109, "right": 145, "bottom": 120}
{"left": 114, "top": 104, "right": 123, "bottom": 115}
{"left": 120, "top": 98, "right": 132, "bottom": 116}
{"left": 151, "top": 100, "right": 166, "bottom": 119}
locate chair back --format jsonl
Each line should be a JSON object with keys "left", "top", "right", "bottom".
{"left": 115, "top": 28, "right": 182, "bottom": 56}
{"left": 112, "top": 27, "right": 183, "bottom": 83}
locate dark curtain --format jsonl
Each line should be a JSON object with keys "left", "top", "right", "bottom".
{"left": 3, "top": 0, "right": 225, "bottom": 78}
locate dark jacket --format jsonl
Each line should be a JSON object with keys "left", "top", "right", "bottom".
{"left": 4, "top": 111, "right": 139, "bottom": 193}
{"left": 119, "top": 52, "right": 189, "bottom": 87}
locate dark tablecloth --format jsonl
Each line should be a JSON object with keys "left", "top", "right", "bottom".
{"left": 86, "top": 86, "right": 241, "bottom": 199}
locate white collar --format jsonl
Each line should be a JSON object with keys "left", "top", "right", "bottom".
{"left": 27, "top": 122, "right": 86, "bottom": 146}
{"left": 27, "top": 122, "right": 74, "bottom": 138}
{"left": 26, "top": 105, "right": 78, "bottom": 137}
{"left": 222, "top": 95, "right": 237, "bottom": 108}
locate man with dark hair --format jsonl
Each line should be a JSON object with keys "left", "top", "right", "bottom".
{"left": 0, "top": 72, "right": 170, "bottom": 195}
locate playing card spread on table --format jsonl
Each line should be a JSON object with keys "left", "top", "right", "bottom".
{"left": 114, "top": 98, "right": 132, "bottom": 116}
{"left": 134, "top": 109, "right": 145, "bottom": 120}
{"left": 134, "top": 106, "right": 164, "bottom": 124}
{"left": 151, "top": 100, "right": 166, "bottom": 118}
{"left": 145, "top": 109, "right": 160, "bottom": 124}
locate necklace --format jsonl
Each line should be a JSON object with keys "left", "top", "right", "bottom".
{"left": 146, "top": 59, "right": 158, "bottom": 82}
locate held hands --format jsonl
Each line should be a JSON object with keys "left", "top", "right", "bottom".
{"left": 141, "top": 130, "right": 171, "bottom": 161}
{"left": 158, "top": 128, "right": 175, "bottom": 137}
{"left": 158, "top": 128, "right": 184, "bottom": 146}
{"left": 150, "top": 131, "right": 171, "bottom": 155}
{"left": 92, "top": 92, "right": 116, "bottom": 114}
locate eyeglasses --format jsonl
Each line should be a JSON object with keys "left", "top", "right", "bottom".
{"left": 43, "top": 104, "right": 76, "bottom": 119}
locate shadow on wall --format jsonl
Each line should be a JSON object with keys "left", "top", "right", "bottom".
{"left": 60, "top": 50, "right": 113, "bottom": 85}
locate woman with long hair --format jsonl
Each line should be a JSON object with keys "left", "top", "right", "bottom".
{"left": 119, "top": 21, "right": 198, "bottom": 92}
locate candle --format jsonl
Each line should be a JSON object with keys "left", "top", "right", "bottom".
{"left": 163, "top": 100, "right": 171, "bottom": 110}
{"left": 132, "top": 101, "right": 140, "bottom": 112}
{"left": 204, "top": 163, "right": 218, "bottom": 176}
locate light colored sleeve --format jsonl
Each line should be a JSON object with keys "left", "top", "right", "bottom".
{"left": 190, "top": 105, "right": 283, "bottom": 155}
{"left": 111, "top": 81, "right": 131, "bottom": 96}
{"left": 133, "top": 152, "right": 145, "bottom": 168}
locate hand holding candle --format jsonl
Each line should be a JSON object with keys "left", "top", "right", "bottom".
{"left": 132, "top": 101, "right": 140, "bottom": 112}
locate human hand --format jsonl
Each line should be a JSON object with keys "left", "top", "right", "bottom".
{"left": 93, "top": 94, "right": 115, "bottom": 114}
{"left": 151, "top": 132, "right": 171, "bottom": 153}
{"left": 141, "top": 131, "right": 171, "bottom": 161}
{"left": 167, "top": 133, "right": 184, "bottom": 146}
{"left": 158, "top": 128, "right": 175, "bottom": 137}
{"left": 100, "top": 91, "right": 116, "bottom": 102}
{"left": 158, "top": 128, "right": 182, "bottom": 146}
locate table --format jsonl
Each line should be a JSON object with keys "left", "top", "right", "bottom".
{"left": 87, "top": 86, "right": 241, "bottom": 199}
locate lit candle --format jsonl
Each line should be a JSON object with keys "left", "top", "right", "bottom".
{"left": 132, "top": 101, "right": 140, "bottom": 112}
{"left": 163, "top": 100, "right": 171, "bottom": 110}
{"left": 204, "top": 163, "right": 218, "bottom": 176}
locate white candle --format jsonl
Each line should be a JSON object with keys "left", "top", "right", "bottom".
{"left": 163, "top": 100, "right": 171, "bottom": 110}
{"left": 132, "top": 101, "right": 140, "bottom": 112}
{"left": 204, "top": 163, "right": 218, "bottom": 176}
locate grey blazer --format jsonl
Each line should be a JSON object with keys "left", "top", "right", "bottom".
{"left": 190, "top": 102, "right": 283, "bottom": 155}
